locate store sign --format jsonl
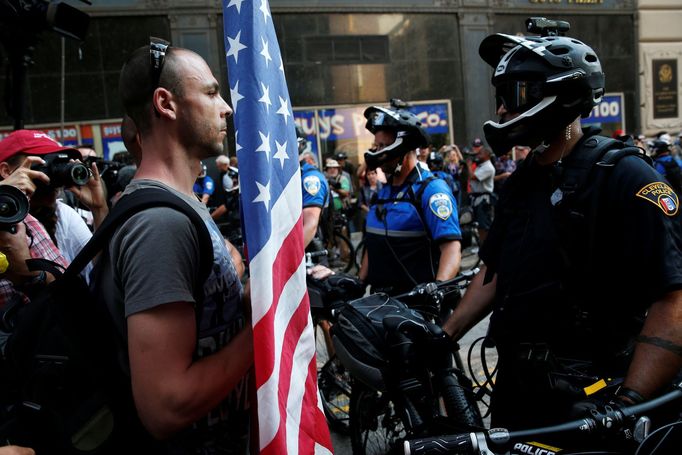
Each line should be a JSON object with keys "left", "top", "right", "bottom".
{"left": 582, "top": 94, "right": 624, "bottom": 126}
{"left": 0, "top": 126, "right": 80, "bottom": 146}
{"left": 294, "top": 102, "right": 450, "bottom": 142}
{"left": 101, "top": 122, "right": 125, "bottom": 160}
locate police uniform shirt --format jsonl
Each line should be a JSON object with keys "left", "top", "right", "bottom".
{"left": 301, "top": 162, "right": 329, "bottom": 209}
{"left": 365, "top": 167, "right": 461, "bottom": 293}
{"left": 481, "top": 145, "right": 682, "bottom": 358}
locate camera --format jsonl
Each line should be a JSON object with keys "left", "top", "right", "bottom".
{"left": 33, "top": 153, "right": 91, "bottom": 188}
{"left": 526, "top": 17, "right": 570, "bottom": 37}
{"left": 0, "top": 185, "right": 29, "bottom": 233}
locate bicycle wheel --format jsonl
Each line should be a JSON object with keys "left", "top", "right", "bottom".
{"left": 349, "top": 382, "right": 406, "bottom": 455}
{"left": 439, "top": 369, "right": 484, "bottom": 429}
{"left": 326, "top": 232, "right": 355, "bottom": 273}
{"left": 315, "top": 323, "right": 351, "bottom": 433}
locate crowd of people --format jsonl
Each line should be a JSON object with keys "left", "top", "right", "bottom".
{"left": 0, "top": 16, "right": 679, "bottom": 455}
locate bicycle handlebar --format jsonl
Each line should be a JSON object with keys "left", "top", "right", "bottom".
{"left": 404, "top": 384, "right": 682, "bottom": 455}
{"left": 393, "top": 267, "right": 480, "bottom": 301}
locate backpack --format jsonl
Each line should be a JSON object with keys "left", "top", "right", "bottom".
{"left": 0, "top": 188, "right": 213, "bottom": 454}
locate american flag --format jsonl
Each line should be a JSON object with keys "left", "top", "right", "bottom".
{"left": 222, "top": 1, "right": 334, "bottom": 454}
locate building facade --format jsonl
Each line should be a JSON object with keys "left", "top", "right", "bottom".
{"left": 0, "top": 0, "right": 640, "bottom": 163}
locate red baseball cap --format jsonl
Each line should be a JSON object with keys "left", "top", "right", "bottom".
{"left": 0, "top": 130, "right": 78, "bottom": 163}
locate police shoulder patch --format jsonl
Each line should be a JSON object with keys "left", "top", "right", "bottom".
{"left": 303, "top": 175, "right": 321, "bottom": 196}
{"left": 636, "top": 182, "right": 679, "bottom": 216}
{"left": 428, "top": 192, "right": 453, "bottom": 220}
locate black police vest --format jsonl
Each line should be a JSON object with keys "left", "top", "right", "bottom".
{"left": 486, "top": 133, "right": 650, "bottom": 365}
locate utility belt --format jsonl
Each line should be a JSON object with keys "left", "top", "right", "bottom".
{"left": 494, "top": 339, "right": 631, "bottom": 402}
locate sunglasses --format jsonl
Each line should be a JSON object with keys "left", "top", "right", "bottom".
{"left": 150, "top": 36, "right": 171, "bottom": 88}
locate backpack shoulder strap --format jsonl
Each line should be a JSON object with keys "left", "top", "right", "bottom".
{"left": 66, "top": 188, "right": 214, "bottom": 285}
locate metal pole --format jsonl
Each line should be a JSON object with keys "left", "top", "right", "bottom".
{"left": 60, "top": 37, "right": 65, "bottom": 142}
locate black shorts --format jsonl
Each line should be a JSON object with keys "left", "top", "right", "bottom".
{"left": 473, "top": 200, "right": 494, "bottom": 230}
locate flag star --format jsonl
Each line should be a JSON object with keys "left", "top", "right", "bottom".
{"left": 227, "top": 0, "right": 245, "bottom": 13}
{"left": 259, "top": 0, "right": 271, "bottom": 23}
{"left": 278, "top": 54, "right": 284, "bottom": 73}
{"left": 226, "top": 30, "right": 247, "bottom": 64}
{"left": 276, "top": 96, "right": 291, "bottom": 124}
{"left": 256, "top": 130, "right": 271, "bottom": 161}
{"left": 260, "top": 36, "right": 272, "bottom": 68}
{"left": 235, "top": 130, "right": 242, "bottom": 152}
{"left": 258, "top": 82, "right": 272, "bottom": 112}
{"left": 273, "top": 140, "right": 289, "bottom": 168}
{"left": 253, "top": 180, "right": 271, "bottom": 211}
{"left": 230, "top": 80, "right": 244, "bottom": 114}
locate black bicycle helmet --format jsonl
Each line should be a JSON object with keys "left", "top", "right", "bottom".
{"left": 364, "top": 105, "right": 429, "bottom": 170}
{"left": 479, "top": 18, "right": 604, "bottom": 156}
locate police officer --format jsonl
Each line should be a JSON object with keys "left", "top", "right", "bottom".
{"left": 427, "top": 150, "right": 458, "bottom": 197}
{"left": 358, "top": 102, "right": 462, "bottom": 295}
{"left": 443, "top": 18, "right": 682, "bottom": 438}
{"left": 297, "top": 126, "right": 329, "bottom": 248}
{"left": 651, "top": 139, "right": 682, "bottom": 195}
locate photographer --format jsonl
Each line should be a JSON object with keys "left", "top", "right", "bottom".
{"left": 325, "top": 159, "right": 350, "bottom": 212}
{"left": 0, "top": 130, "right": 107, "bottom": 282}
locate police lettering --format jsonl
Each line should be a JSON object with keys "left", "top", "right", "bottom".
{"left": 512, "top": 443, "right": 557, "bottom": 455}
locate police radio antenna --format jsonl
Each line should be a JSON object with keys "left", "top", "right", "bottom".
{"left": 525, "top": 17, "right": 570, "bottom": 37}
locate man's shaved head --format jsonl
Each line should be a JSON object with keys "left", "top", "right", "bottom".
{"left": 118, "top": 44, "right": 192, "bottom": 135}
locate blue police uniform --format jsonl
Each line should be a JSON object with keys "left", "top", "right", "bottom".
{"left": 193, "top": 176, "right": 215, "bottom": 196}
{"left": 301, "top": 162, "right": 329, "bottom": 209}
{"left": 433, "top": 169, "right": 459, "bottom": 195}
{"left": 365, "top": 167, "right": 461, "bottom": 294}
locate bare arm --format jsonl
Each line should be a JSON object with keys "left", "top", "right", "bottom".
{"left": 211, "top": 204, "right": 227, "bottom": 220}
{"left": 622, "top": 290, "right": 682, "bottom": 399}
{"left": 224, "top": 238, "right": 245, "bottom": 279}
{"left": 127, "top": 302, "right": 253, "bottom": 439}
{"left": 358, "top": 249, "right": 368, "bottom": 282}
{"left": 302, "top": 206, "right": 321, "bottom": 248}
{"left": 442, "top": 265, "right": 496, "bottom": 341}
{"left": 436, "top": 240, "right": 461, "bottom": 282}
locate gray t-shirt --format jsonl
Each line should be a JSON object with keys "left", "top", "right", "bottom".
{"left": 95, "top": 179, "right": 248, "bottom": 453}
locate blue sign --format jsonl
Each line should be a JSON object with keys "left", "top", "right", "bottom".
{"left": 582, "top": 94, "right": 624, "bottom": 126}
{"left": 293, "top": 101, "right": 450, "bottom": 142}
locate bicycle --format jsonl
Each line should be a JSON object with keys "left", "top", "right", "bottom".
{"left": 404, "top": 381, "right": 682, "bottom": 454}
{"left": 307, "top": 251, "right": 365, "bottom": 433}
{"left": 324, "top": 212, "right": 356, "bottom": 274}
{"left": 330, "top": 271, "right": 484, "bottom": 454}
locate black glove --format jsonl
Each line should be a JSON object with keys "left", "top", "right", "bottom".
{"left": 570, "top": 389, "right": 642, "bottom": 442}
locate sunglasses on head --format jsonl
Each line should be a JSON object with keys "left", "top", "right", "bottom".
{"left": 150, "top": 36, "right": 171, "bottom": 88}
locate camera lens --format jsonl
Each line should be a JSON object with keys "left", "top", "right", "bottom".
{"left": 0, "top": 185, "right": 29, "bottom": 228}
{"left": 70, "top": 163, "right": 91, "bottom": 186}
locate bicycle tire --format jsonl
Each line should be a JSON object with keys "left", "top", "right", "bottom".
{"left": 326, "top": 232, "right": 356, "bottom": 273}
{"left": 439, "top": 369, "right": 484, "bottom": 430}
{"left": 349, "top": 382, "right": 406, "bottom": 455}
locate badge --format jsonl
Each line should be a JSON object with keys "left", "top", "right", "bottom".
{"left": 429, "top": 193, "right": 453, "bottom": 220}
{"left": 303, "top": 175, "right": 321, "bottom": 196}
{"left": 635, "top": 182, "right": 679, "bottom": 216}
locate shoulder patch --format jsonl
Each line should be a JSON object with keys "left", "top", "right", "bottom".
{"left": 429, "top": 192, "right": 453, "bottom": 220}
{"left": 636, "top": 182, "right": 679, "bottom": 216}
{"left": 303, "top": 175, "right": 321, "bottom": 196}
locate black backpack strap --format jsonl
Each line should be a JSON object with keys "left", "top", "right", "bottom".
{"left": 65, "top": 188, "right": 214, "bottom": 286}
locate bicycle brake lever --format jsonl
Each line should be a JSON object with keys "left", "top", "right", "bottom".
{"left": 633, "top": 416, "right": 651, "bottom": 443}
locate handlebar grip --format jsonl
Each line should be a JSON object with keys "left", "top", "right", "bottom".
{"left": 404, "top": 433, "right": 476, "bottom": 454}
{"left": 306, "top": 249, "right": 328, "bottom": 259}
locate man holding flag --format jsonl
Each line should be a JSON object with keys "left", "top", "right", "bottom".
{"left": 223, "top": 0, "right": 334, "bottom": 454}
{"left": 96, "top": 38, "right": 253, "bottom": 452}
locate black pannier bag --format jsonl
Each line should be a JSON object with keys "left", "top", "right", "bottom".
{"left": 331, "top": 293, "right": 426, "bottom": 392}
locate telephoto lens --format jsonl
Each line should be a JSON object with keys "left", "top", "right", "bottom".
{"left": 0, "top": 185, "right": 30, "bottom": 233}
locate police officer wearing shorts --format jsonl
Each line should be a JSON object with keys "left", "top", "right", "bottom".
{"left": 298, "top": 127, "right": 329, "bottom": 248}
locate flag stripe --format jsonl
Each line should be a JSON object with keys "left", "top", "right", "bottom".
{"left": 223, "top": 1, "right": 333, "bottom": 452}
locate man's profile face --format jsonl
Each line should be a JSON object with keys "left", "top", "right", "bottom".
{"left": 174, "top": 50, "right": 232, "bottom": 159}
